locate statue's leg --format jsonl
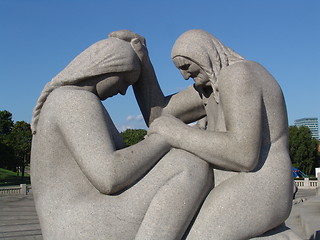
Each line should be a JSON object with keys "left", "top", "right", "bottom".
{"left": 186, "top": 172, "right": 291, "bottom": 240}
{"left": 134, "top": 149, "right": 213, "bottom": 240}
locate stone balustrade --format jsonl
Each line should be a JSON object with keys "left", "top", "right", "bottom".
{"left": 0, "top": 184, "right": 30, "bottom": 195}
{"left": 294, "top": 178, "right": 319, "bottom": 189}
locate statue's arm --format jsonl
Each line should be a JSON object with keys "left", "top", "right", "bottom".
{"left": 149, "top": 63, "right": 263, "bottom": 172}
{"left": 108, "top": 31, "right": 205, "bottom": 125}
{"left": 56, "top": 89, "right": 170, "bottom": 195}
{"left": 130, "top": 38, "right": 206, "bottom": 126}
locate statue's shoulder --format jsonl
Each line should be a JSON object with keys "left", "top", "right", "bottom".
{"left": 50, "top": 86, "right": 99, "bottom": 104}
{"left": 46, "top": 87, "right": 101, "bottom": 118}
{"left": 219, "top": 60, "right": 267, "bottom": 83}
{"left": 41, "top": 87, "right": 104, "bottom": 130}
{"left": 218, "top": 60, "right": 268, "bottom": 92}
{"left": 223, "top": 60, "right": 265, "bottom": 74}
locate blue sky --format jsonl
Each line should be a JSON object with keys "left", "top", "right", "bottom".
{"left": 0, "top": 0, "right": 319, "bottom": 131}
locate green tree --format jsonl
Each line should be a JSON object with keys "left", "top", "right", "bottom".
{"left": 0, "top": 111, "right": 32, "bottom": 176}
{"left": 0, "top": 110, "right": 15, "bottom": 169}
{"left": 0, "top": 142, "right": 15, "bottom": 169}
{"left": 0, "top": 110, "right": 14, "bottom": 135}
{"left": 120, "top": 129, "right": 147, "bottom": 146}
{"left": 289, "top": 126, "right": 319, "bottom": 175}
{"left": 9, "top": 121, "right": 32, "bottom": 177}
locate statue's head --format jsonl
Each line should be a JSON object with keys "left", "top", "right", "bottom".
{"left": 171, "top": 29, "right": 244, "bottom": 88}
{"left": 171, "top": 56, "right": 211, "bottom": 89}
{"left": 31, "top": 37, "right": 141, "bottom": 134}
{"left": 52, "top": 37, "right": 141, "bottom": 100}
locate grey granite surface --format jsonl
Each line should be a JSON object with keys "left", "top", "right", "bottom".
{"left": 29, "top": 29, "right": 304, "bottom": 239}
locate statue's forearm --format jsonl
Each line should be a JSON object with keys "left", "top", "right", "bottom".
{"left": 133, "top": 62, "right": 166, "bottom": 127}
{"left": 109, "top": 134, "right": 171, "bottom": 193}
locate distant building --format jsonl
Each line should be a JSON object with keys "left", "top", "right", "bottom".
{"left": 294, "top": 117, "right": 319, "bottom": 139}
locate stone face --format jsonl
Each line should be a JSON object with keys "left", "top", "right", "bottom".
{"left": 31, "top": 29, "right": 296, "bottom": 240}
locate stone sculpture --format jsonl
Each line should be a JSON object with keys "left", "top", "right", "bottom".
{"left": 31, "top": 29, "right": 300, "bottom": 239}
{"left": 30, "top": 35, "right": 212, "bottom": 240}
{"left": 148, "top": 29, "right": 294, "bottom": 239}
{"left": 110, "top": 29, "right": 300, "bottom": 239}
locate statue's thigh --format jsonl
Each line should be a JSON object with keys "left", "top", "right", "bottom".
{"left": 126, "top": 148, "right": 211, "bottom": 204}
{"left": 187, "top": 174, "right": 284, "bottom": 240}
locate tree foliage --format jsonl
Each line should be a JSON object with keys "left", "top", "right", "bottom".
{"left": 10, "top": 121, "right": 32, "bottom": 176}
{"left": 0, "top": 142, "right": 15, "bottom": 170}
{"left": 0, "top": 110, "right": 15, "bottom": 169}
{"left": 0, "top": 111, "right": 32, "bottom": 175}
{"left": 289, "top": 126, "right": 319, "bottom": 175}
{"left": 120, "top": 129, "right": 147, "bottom": 146}
{"left": 0, "top": 110, "right": 14, "bottom": 135}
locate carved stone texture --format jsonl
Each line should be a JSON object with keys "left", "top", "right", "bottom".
{"left": 30, "top": 35, "right": 212, "bottom": 240}
{"left": 147, "top": 29, "right": 300, "bottom": 239}
{"left": 31, "top": 29, "right": 300, "bottom": 240}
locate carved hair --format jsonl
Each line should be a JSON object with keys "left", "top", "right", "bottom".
{"left": 31, "top": 37, "right": 140, "bottom": 134}
{"left": 171, "top": 29, "right": 244, "bottom": 88}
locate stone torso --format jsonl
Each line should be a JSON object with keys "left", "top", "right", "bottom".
{"left": 202, "top": 61, "right": 292, "bottom": 188}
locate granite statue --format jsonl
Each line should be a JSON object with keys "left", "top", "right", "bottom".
{"left": 30, "top": 35, "right": 212, "bottom": 240}
{"left": 150, "top": 29, "right": 294, "bottom": 239}
{"left": 110, "top": 29, "right": 298, "bottom": 239}
{"left": 31, "top": 29, "right": 299, "bottom": 239}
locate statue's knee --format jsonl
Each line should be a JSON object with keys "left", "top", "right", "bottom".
{"left": 172, "top": 151, "right": 211, "bottom": 185}
{"left": 193, "top": 162, "right": 212, "bottom": 187}
{"left": 164, "top": 149, "right": 211, "bottom": 186}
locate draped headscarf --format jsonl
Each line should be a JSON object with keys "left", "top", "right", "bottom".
{"left": 31, "top": 37, "right": 140, "bottom": 134}
{"left": 171, "top": 29, "right": 244, "bottom": 103}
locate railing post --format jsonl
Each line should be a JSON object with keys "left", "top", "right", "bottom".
{"left": 20, "top": 184, "right": 27, "bottom": 195}
{"left": 317, "top": 173, "right": 320, "bottom": 196}
{"left": 304, "top": 178, "right": 310, "bottom": 188}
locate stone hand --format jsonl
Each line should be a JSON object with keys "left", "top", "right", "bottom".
{"left": 108, "top": 30, "right": 149, "bottom": 64}
{"left": 148, "top": 115, "right": 186, "bottom": 148}
{"left": 129, "top": 38, "right": 150, "bottom": 64}
{"left": 108, "top": 30, "right": 146, "bottom": 46}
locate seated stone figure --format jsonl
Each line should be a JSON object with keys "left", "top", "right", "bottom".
{"left": 30, "top": 35, "right": 213, "bottom": 240}
{"left": 113, "top": 29, "right": 301, "bottom": 239}
{"left": 156, "top": 30, "right": 299, "bottom": 240}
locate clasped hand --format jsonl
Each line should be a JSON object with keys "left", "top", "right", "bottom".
{"left": 108, "top": 30, "right": 149, "bottom": 64}
{"left": 148, "top": 115, "right": 187, "bottom": 148}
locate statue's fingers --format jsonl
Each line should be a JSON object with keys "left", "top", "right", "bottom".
{"left": 133, "top": 33, "right": 146, "bottom": 46}
{"left": 130, "top": 38, "right": 147, "bottom": 61}
{"left": 130, "top": 38, "right": 142, "bottom": 50}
